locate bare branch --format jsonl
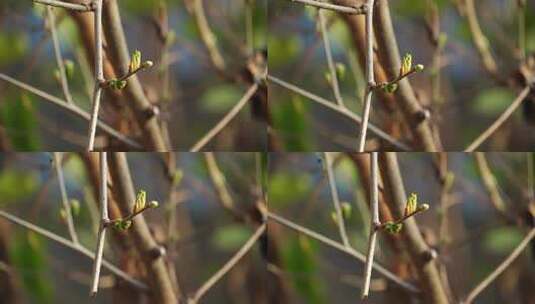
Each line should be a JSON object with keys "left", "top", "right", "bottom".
{"left": 357, "top": 0, "right": 376, "bottom": 152}
{"left": 362, "top": 152, "right": 379, "bottom": 299}
{"left": 267, "top": 74, "right": 411, "bottom": 151}
{"left": 46, "top": 6, "right": 74, "bottom": 104}
{"left": 465, "top": 87, "right": 531, "bottom": 152}
{"left": 33, "top": 0, "right": 92, "bottom": 12}
{"left": 53, "top": 152, "right": 79, "bottom": 244}
{"left": 267, "top": 211, "right": 420, "bottom": 293}
{"left": 318, "top": 9, "right": 344, "bottom": 107}
{"left": 463, "top": 228, "right": 535, "bottom": 304}
{"left": 188, "top": 223, "right": 266, "bottom": 304}
{"left": 87, "top": 0, "right": 104, "bottom": 151}
{"left": 190, "top": 84, "right": 258, "bottom": 152}
{"left": 290, "top": 0, "right": 366, "bottom": 14}
{"left": 324, "top": 152, "right": 350, "bottom": 247}
{"left": 90, "top": 151, "right": 108, "bottom": 296}
{"left": 0, "top": 73, "right": 142, "bottom": 149}
{"left": 0, "top": 210, "right": 147, "bottom": 290}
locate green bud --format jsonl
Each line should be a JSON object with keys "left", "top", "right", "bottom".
{"left": 172, "top": 170, "right": 183, "bottom": 186}
{"left": 325, "top": 72, "right": 332, "bottom": 85}
{"left": 108, "top": 79, "right": 127, "bottom": 90}
{"left": 415, "top": 64, "right": 424, "bottom": 72}
{"left": 418, "top": 203, "right": 430, "bottom": 211}
{"left": 133, "top": 190, "right": 147, "bottom": 214}
{"left": 383, "top": 83, "right": 398, "bottom": 93}
{"left": 335, "top": 62, "right": 346, "bottom": 80}
{"left": 70, "top": 199, "right": 80, "bottom": 216}
{"left": 142, "top": 60, "right": 153, "bottom": 69}
{"left": 53, "top": 69, "right": 61, "bottom": 82}
{"left": 59, "top": 208, "right": 67, "bottom": 220}
{"left": 113, "top": 220, "right": 132, "bottom": 231}
{"left": 148, "top": 200, "right": 159, "bottom": 208}
{"left": 384, "top": 222, "right": 403, "bottom": 234}
{"left": 330, "top": 211, "right": 338, "bottom": 224}
{"left": 341, "top": 202, "right": 352, "bottom": 219}
{"left": 64, "top": 59, "right": 74, "bottom": 79}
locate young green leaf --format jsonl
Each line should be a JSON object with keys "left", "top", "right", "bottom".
{"left": 112, "top": 220, "right": 132, "bottom": 231}
{"left": 400, "top": 53, "right": 412, "bottom": 76}
{"left": 341, "top": 202, "right": 352, "bottom": 219}
{"left": 64, "top": 59, "right": 74, "bottom": 79}
{"left": 335, "top": 62, "right": 346, "bottom": 80}
{"left": 129, "top": 50, "right": 141, "bottom": 73}
{"left": 404, "top": 192, "right": 418, "bottom": 217}
{"left": 383, "top": 83, "right": 398, "bottom": 93}
{"left": 133, "top": 190, "right": 146, "bottom": 214}
{"left": 70, "top": 199, "right": 80, "bottom": 216}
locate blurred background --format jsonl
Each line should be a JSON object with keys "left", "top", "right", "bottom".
{"left": 269, "top": 0, "right": 535, "bottom": 151}
{"left": 267, "top": 152, "right": 535, "bottom": 303}
{"left": 0, "top": 152, "right": 267, "bottom": 303}
{"left": 0, "top": 0, "right": 267, "bottom": 150}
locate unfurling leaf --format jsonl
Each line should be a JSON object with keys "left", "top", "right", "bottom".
{"left": 384, "top": 221, "right": 403, "bottom": 234}
{"left": 129, "top": 50, "right": 141, "bottom": 73}
{"left": 404, "top": 192, "right": 418, "bottom": 217}
{"left": 400, "top": 53, "right": 412, "bottom": 76}
{"left": 383, "top": 83, "right": 398, "bottom": 93}
{"left": 133, "top": 190, "right": 147, "bottom": 214}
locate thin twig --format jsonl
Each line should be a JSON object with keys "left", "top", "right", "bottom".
{"left": 362, "top": 152, "right": 379, "bottom": 299}
{"left": 473, "top": 153, "right": 507, "bottom": 214}
{"left": 267, "top": 74, "right": 411, "bottom": 151}
{"left": 53, "top": 152, "right": 79, "bottom": 244}
{"left": 0, "top": 73, "right": 141, "bottom": 149}
{"left": 465, "top": 86, "right": 530, "bottom": 152}
{"left": 33, "top": 0, "right": 93, "bottom": 11}
{"left": 318, "top": 9, "right": 344, "bottom": 107}
{"left": 190, "top": 84, "right": 258, "bottom": 152}
{"left": 0, "top": 210, "right": 147, "bottom": 290}
{"left": 267, "top": 212, "right": 420, "bottom": 293}
{"left": 46, "top": 6, "right": 74, "bottom": 104}
{"left": 188, "top": 223, "right": 266, "bottom": 304}
{"left": 290, "top": 0, "right": 366, "bottom": 14}
{"left": 324, "top": 152, "right": 350, "bottom": 247}
{"left": 87, "top": 0, "right": 104, "bottom": 151}
{"left": 357, "top": 0, "right": 376, "bottom": 152}
{"left": 90, "top": 152, "right": 108, "bottom": 296}
{"left": 463, "top": 228, "right": 535, "bottom": 304}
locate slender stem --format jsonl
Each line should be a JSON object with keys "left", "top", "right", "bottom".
{"left": 463, "top": 228, "right": 535, "bottom": 304}
{"left": 90, "top": 152, "right": 108, "bottom": 296}
{"left": 290, "top": 0, "right": 366, "bottom": 14}
{"left": 88, "top": 0, "right": 104, "bottom": 151}
{"left": 190, "top": 84, "right": 258, "bottom": 152}
{"left": 46, "top": 6, "right": 74, "bottom": 105}
{"left": 0, "top": 209, "right": 147, "bottom": 291}
{"left": 101, "top": 64, "right": 153, "bottom": 88}
{"left": 528, "top": 152, "right": 534, "bottom": 202}
{"left": 377, "top": 204, "right": 428, "bottom": 229}
{"left": 33, "top": 0, "right": 92, "bottom": 11}
{"left": 362, "top": 152, "right": 379, "bottom": 299}
{"left": 203, "top": 152, "right": 240, "bottom": 217}
{"left": 188, "top": 223, "right": 266, "bottom": 304}
{"left": 0, "top": 73, "right": 142, "bottom": 149}
{"left": 267, "top": 212, "right": 420, "bottom": 293}
{"left": 53, "top": 152, "right": 79, "bottom": 244}
{"left": 465, "top": 87, "right": 530, "bottom": 152}
{"left": 357, "top": 0, "right": 375, "bottom": 152}
{"left": 324, "top": 152, "right": 350, "bottom": 247}
{"left": 473, "top": 152, "right": 507, "bottom": 214}
{"left": 267, "top": 74, "right": 411, "bottom": 151}
{"left": 318, "top": 9, "right": 344, "bottom": 107}
{"left": 373, "top": 67, "right": 421, "bottom": 90}
{"left": 245, "top": 0, "right": 254, "bottom": 54}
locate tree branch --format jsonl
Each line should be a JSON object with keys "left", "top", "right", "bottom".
{"left": 324, "top": 152, "right": 350, "bottom": 247}
{"left": 33, "top": 0, "right": 92, "bottom": 12}
{"left": 90, "top": 151, "right": 108, "bottom": 296}
{"left": 290, "top": 0, "right": 366, "bottom": 14}
{"left": 53, "top": 152, "right": 79, "bottom": 244}
{"left": 362, "top": 152, "right": 379, "bottom": 299}
{"left": 87, "top": 0, "right": 104, "bottom": 151}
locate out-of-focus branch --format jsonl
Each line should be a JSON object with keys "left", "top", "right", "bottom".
{"left": 87, "top": 0, "right": 104, "bottom": 151}
{"left": 53, "top": 152, "right": 79, "bottom": 244}
{"left": 473, "top": 153, "right": 507, "bottom": 215}
{"left": 462, "top": 228, "right": 535, "bottom": 304}
{"left": 318, "top": 9, "right": 344, "bottom": 107}
{"left": 465, "top": 87, "right": 531, "bottom": 151}
{"left": 34, "top": 0, "right": 92, "bottom": 11}
{"left": 290, "top": 0, "right": 366, "bottom": 14}
{"left": 380, "top": 152, "right": 449, "bottom": 303}
{"left": 324, "top": 152, "right": 350, "bottom": 247}
{"left": 0, "top": 209, "right": 147, "bottom": 291}
{"left": 187, "top": 223, "right": 266, "bottom": 304}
